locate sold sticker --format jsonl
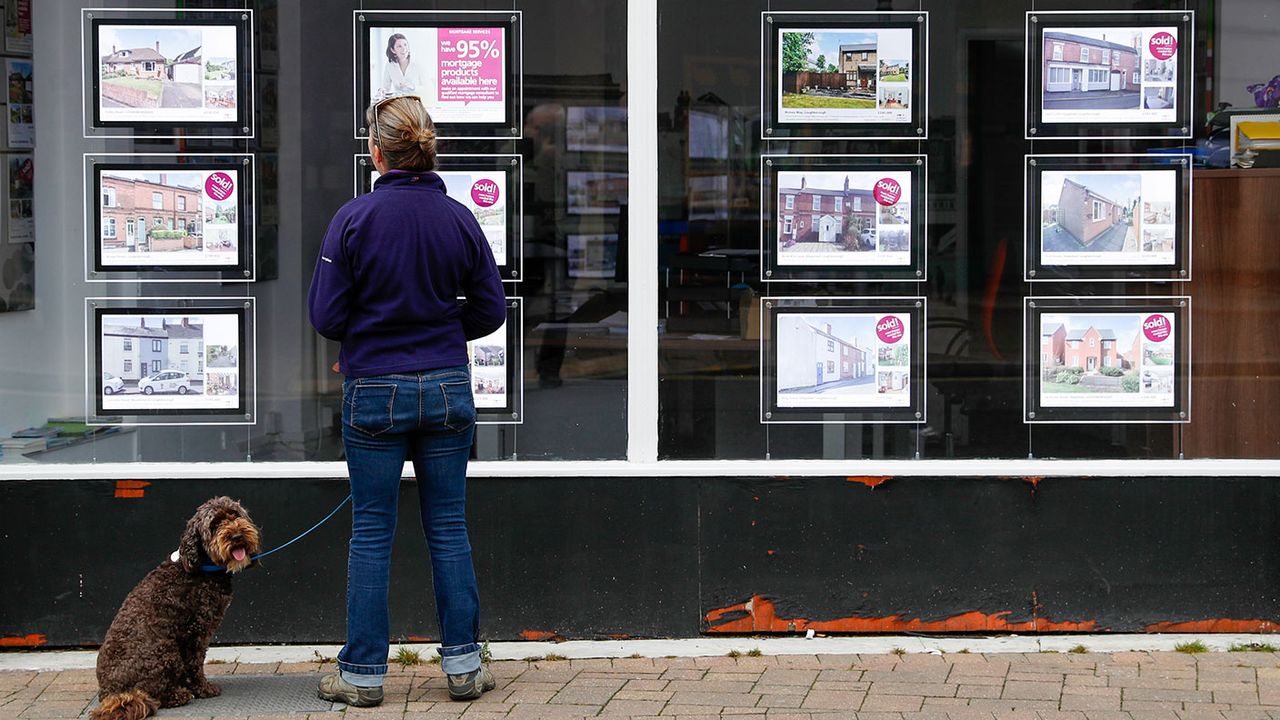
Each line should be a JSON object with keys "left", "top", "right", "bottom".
{"left": 470, "top": 179, "right": 499, "bottom": 207}
{"left": 873, "top": 178, "right": 902, "bottom": 206}
{"left": 1149, "top": 32, "right": 1177, "bottom": 60}
{"left": 876, "top": 315, "right": 905, "bottom": 344}
{"left": 205, "top": 172, "right": 235, "bottom": 202}
{"left": 1143, "top": 314, "right": 1172, "bottom": 343}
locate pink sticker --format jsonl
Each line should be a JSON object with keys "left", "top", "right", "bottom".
{"left": 876, "top": 315, "right": 905, "bottom": 344}
{"left": 205, "top": 172, "right": 235, "bottom": 202}
{"left": 873, "top": 178, "right": 902, "bottom": 206}
{"left": 1143, "top": 314, "right": 1172, "bottom": 343}
{"left": 437, "top": 28, "right": 504, "bottom": 106}
{"left": 470, "top": 178, "right": 499, "bottom": 207}
{"left": 1149, "top": 32, "right": 1177, "bottom": 61}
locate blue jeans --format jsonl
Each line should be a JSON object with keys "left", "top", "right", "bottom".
{"left": 336, "top": 367, "right": 482, "bottom": 684}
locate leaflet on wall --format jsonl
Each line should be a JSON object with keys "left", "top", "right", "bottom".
{"left": 566, "top": 106, "right": 627, "bottom": 153}
{"left": 97, "top": 169, "right": 239, "bottom": 269}
{"left": 5, "top": 58, "right": 33, "bottom": 148}
{"left": 4, "top": 153, "right": 32, "bottom": 244}
{"left": 566, "top": 171, "right": 627, "bottom": 215}
{"left": 567, "top": 234, "right": 619, "bottom": 279}
{"left": 1037, "top": 312, "right": 1175, "bottom": 409}
{"left": 4, "top": 0, "right": 31, "bottom": 55}
{"left": 1039, "top": 170, "right": 1175, "bottom": 266}
{"left": 775, "top": 312, "right": 911, "bottom": 409}
{"left": 468, "top": 323, "right": 506, "bottom": 410}
{"left": 775, "top": 170, "right": 911, "bottom": 267}
{"left": 97, "top": 312, "right": 243, "bottom": 413}
{"left": 95, "top": 23, "right": 240, "bottom": 124}
{"left": 777, "top": 27, "right": 912, "bottom": 125}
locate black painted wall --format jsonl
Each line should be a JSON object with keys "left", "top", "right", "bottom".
{"left": 1, "top": 475, "right": 1278, "bottom": 648}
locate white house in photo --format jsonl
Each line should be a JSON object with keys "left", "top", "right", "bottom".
{"left": 101, "top": 323, "right": 168, "bottom": 381}
{"left": 164, "top": 319, "right": 205, "bottom": 381}
{"left": 777, "top": 316, "right": 869, "bottom": 392}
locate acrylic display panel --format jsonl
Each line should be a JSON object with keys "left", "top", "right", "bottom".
{"left": 761, "top": 297, "right": 926, "bottom": 424}
{"left": 1025, "top": 10, "right": 1193, "bottom": 140}
{"left": 761, "top": 154, "right": 926, "bottom": 283}
{"left": 85, "top": 154, "right": 256, "bottom": 283}
{"left": 85, "top": 297, "right": 256, "bottom": 426}
{"left": 761, "top": 11, "right": 928, "bottom": 140}
{"left": 353, "top": 10, "right": 522, "bottom": 140}
{"left": 82, "top": 8, "right": 255, "bottom": 138}
{"left": 471, "top": 297, "right": 523, "bottom": 425}
{"left": 354, "top": 154, "right": 522, "bottom": 282}
{"left": 1024, "top": 296, "right": 1190, "bottom": 424}
{"left": 2, "top": 152, "right": 32, "bottom": 244}
{"left": 1025, "top": 154, "right": 1191, "bottom": 282}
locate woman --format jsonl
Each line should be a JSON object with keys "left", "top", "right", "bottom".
{"left": 379, "top": 33, "right": 425, "bottom": 98}
{"left": 308, "top": 95, "right": 506, "bottom": 707}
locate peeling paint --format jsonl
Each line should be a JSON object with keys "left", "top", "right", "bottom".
{"left": 405, "top": 635, "right": 435, "bottom": 642}
{"left": 1144, "top": 619, "right": 1279, "bottom": 633}
{"left": 704, "top": 595, "right": 1097, "bottom": 633}
{"left": 114, "top": 480, "right": 149, "bottom": 499}
{"left": 0, "top": 634, "right": 47, "bottom": 647}
{"left": 520, "top": 629, "right": 561, "bottom": 641}
{"left": 847, "top": 476, "right": 892, "bottom": 489}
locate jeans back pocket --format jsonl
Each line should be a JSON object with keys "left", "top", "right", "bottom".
{"left": 348, "top": 383, "right": 397, "bottom": 436}
{"left": 439, "top": 379, "right": 476, "bottom": 432}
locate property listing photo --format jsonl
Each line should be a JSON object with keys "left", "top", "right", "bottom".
{"left": 1037, "top": 312, "right": 1176, "bottom": 409}
{"left": 1041, "top": 28, "right": 1143, "bottom": 111}
{"left": 773, "top": 169, "right": 912, "bottom": 267}
{"left": 96, "top": 22, "right": 240, "bottom": 123}
{"left": 96, "top": 311, "right": 242, "bottom": 414}
{"left": 468, "top": 323, "right": 507, "bottom": 411}
{"left": 776, "top": 26, "right": 913, "bottom": 124}
{"left": 1037, "top": 168, "right": 1178, "bottom": 267}
{"left": 773, "top": 311, "right": 912, "bottom": 410}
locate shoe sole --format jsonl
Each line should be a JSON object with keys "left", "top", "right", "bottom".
{"left": 318, "top": 686, "right": 383, "bottom": 707}
{"left": 449, "top": 675, "right": 496, "bottom": 701}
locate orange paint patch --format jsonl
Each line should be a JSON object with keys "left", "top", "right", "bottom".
{"left": 847, "top": 476, "right": 892, "bottom": 489}
{"left": 1145, "top": 619, "right": 1279, "bottom": 633}
{"left": 0, "top": 634, "right": 46, "bottom": 647}
{"left": 520, "top": 629, "right": 560, "bottom": 641}
{"left": 605, "top": 633, "right": 631, "bottom": 640}
{"left": 704, "top": 595, "right": 1097, "bottom": 634}
{"left": 766, "top": 549, "right": 776, "bottom": 556}
{"left": 1022, "top": 476, "right": 1043, "bottom": 490}
{"left": 114, "top": 480, "right": 150, "bottom": 499}
{"left": 405, "top": 635, "right": 435, "bottom": 642}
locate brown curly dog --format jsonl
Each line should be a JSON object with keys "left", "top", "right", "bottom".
{"left": 91, "top": 497, "right": 261, "bottom": 720}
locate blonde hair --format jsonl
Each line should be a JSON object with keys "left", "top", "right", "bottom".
{"left": 366, "top": 96, "right": 437, "bottom": 172}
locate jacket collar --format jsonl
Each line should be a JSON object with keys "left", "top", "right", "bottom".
{"left": 374, "top": 169, "right": 445, "bottom": 192}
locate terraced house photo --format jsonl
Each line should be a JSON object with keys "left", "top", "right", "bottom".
{"left": 1041, "top": 29, "right": 1141, "bottom": 110}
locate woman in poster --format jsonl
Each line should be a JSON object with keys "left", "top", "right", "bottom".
{"left": 378, "top": 32, "right": 425, "bottom": 97}
{"left": 309, "top": 96, "right": 506, "bottom": 707}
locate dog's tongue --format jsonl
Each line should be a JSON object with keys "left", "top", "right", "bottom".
{"left": 232, "top": 548, "right": 247, "bottom": 562}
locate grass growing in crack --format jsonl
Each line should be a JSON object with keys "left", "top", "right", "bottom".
{"left": 727, "top": 649, "right": 742, "bottom": 658}
{"left": 206, "top": 659, "right": 228, "bottom": 665}
{"left": 747, "top": 648, "right": 763, "bottom": 657}
{"left": 891, "top": 647, "right": 907, "bottom": 656}
{"left": 1230, "top": 642, "right": 1278, "bottom": 652}
{"left": 1175, "top": 640, "right": 1210, "bottom": 654}
{"left": 956, "top": 648, "right": 970, "bottom": 654}
{"left": 629, "top": 653, "right": 644, "bottom": 659}
{"left": 1069, "top": 645, "right": 1089, "bottom": 654}
{"left": 312, "top": 650, "right": 336, "bottom": 663}
{"left": 1039, "top": 649, "right": 1060, "bottom": 653}
{"left": 392, "top": 647, "right": 422, "bottom": 667}
{"left": 543, "top": 653, "right": 568, "bottom": 661}
{"left": 480, "top": 640, "right": 492, "bottom": 665}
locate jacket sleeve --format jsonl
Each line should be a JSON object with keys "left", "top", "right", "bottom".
{"left": 458, "top": 214, "right": 508, "bottom": 342}
{"left": 308, "top": 210, "right": 356, "bottom": 341}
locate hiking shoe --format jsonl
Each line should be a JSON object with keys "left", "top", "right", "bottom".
{"left": 317, "top": 673, "right": 384, "bottom": 707}
{"left": 447, "top": 665, "right": 496, "bottom": 701}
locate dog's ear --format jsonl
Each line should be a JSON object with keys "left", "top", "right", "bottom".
{"left": 177, "top": 508, "right": 206, "bottom": 572}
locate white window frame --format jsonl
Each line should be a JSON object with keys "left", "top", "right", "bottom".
{"left": 782, "top": 215, "right": 793, "bottom": 234}
{"left": 784, "top": 194, "right": 794, "bottom": 210}
{"left": 811, "top": 194, "right": 821, "bottom": 211}
{"left": 834, "top": 197, "right": 842, "bottom": 212}
{"left": 1051, "top": 42, "right": 1063, "bottom": 61}
{"left": 151, "top": 191, "right": 163, "bottom": 209}
{"left": 1080, "top": 46, "right": 1089, "bottom": 63}
{"left": 104, "top": 217, "right": 116, "bottom": 238}
{"left": 1092, "top": 199, "right": 1107, "bottom": 221}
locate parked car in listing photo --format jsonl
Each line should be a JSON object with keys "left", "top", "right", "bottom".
{"left": 102, "top": 371, "right": 124, "bottom": 395}
{"left": 138, "top": 370, "right": 192, "bottom": 395}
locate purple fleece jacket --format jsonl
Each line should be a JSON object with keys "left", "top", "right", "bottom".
{"left": 308, "top": 170, "right": 507, "bottom": 378}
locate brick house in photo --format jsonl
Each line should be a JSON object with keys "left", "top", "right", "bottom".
{"left": 1057, "top": 177, "right": 1125, "bottom": 245}
{"left": 776, "top": 317, "right": 870, "bottom": 392}
{"left": 1042, "top": 31, "right": 1140, "bottom": 94}
{"left": 778, "top": 176, "right": 875, "bottom": 247}
{"left": 1063, "top": 326, "right": 1126, "bottom": 372}
{"left": 1041, "top": 322, "right": 1066, "bottom": 367}
{"left": 100, "top": 174, "right": 202, "bottom": 251}
{"left": 839, "top": 42, "right": 877, "bottom": 92}
{"left": 100, "top": 43, "right": 167, "bottom": 79}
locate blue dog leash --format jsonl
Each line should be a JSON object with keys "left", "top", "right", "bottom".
{"left": 188, "top": 494, "right": 353, "bottom": 573}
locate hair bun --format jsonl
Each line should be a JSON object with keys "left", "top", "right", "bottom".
{"left": 417, "top": 126, "right": 436, "bottom": 145}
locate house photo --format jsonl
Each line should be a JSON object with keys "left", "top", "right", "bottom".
{"left": 776, "top": 171, "right": 876, "bottom": 255}
{"left": 1144, "top": 58, "right": 1175, "bottom": 82}
{"left": 99, "top": 171, "right": 204, "bottom": 260}
{"left": 1040, "top": 172, "right": 1139, "bottom": 253}
{"left": 776, "top": 313, "right": 875, "bottom": 403}
{"left": 878, "top": 200, "right": 909, "bottom": 225}
{"left": 1144, "top": 86, "right": 1175, "bottom": 109}
{"left": 1041, "top": 29, "right": 1141, "bottom": 110}
{"left": 878, "top": 58, "right": 908, "bottom": 82}
{"left": 1040, "top": 314, "right": 1144, "bottom": 396}
{"left": 779, "top": 30, "right": 882, "bottom": 110}
{"left": 98, "top": 26, "right": 204, "bottom": 109}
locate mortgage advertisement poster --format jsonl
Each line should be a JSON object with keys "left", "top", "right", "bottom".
{"left": 1038, "top": 312, "right": 1176, "bottom": 408}
{"left": 99, "top": 168, "right": 240, "bottom": 268}
{"left": 468, "top": 323, "right": 506, "bottom": 410}
{"left": 96, "top": 23, "right": 240, "bottom": 124}
{"left": 775, "top": 312, "right": 911, "bottom": 409}
{"left": 1039, "top": 169, "right": 1176, "bottom": 266}
{"left": 366, "top": 24, "right": 506, "bottom": 125}
{"left": 775, "top": 170, "right": 911, "bottom": 267}
{"left": 1039, "top": 25, "right": 1180, "bottom": 125}
{"left": 777, "top": 27, "right": 913, "bottom": 124}
{"left": 99, "top": 312, "right": 242, "bottom": 412}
